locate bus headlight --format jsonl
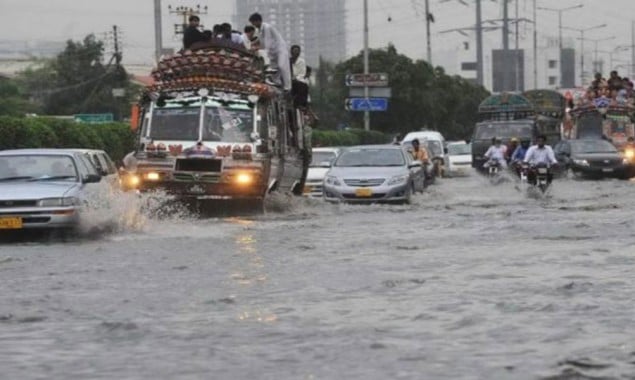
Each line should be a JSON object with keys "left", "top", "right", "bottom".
{"left": 235, "top": 172, "right": 253, "bottom": 185}
{"left": 145, "top": 172, "right": 160, "bottom": 181}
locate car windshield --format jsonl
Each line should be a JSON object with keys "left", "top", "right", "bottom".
{"left": 448, "top": 143, "right": 471, "bottom": 155}
{"left": 0, "top": 155, "right": 78, "bottom": 182}
{"left": 203, "top": 103, "right": 254, "bottom": 142}
{"left": 571, "top": 140, "right": 618, "bottom": 154}
{"left": 335, "top": 148, "right": 405, "bottom": 167}
{"left": 474, "top": 123, "right": 533, "bottom": 139}
{"left": 311, "top": 151, "right": 337, "bottom": 167}
{"left": 151, "top": 106, "right": 201, "bottom": 140}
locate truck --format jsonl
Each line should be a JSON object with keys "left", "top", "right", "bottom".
{"left": 569, "top": 102, "right": 635, "bottom": 150}
{"left": 121, "top": 39, "right": 312, "bottom": 211}
{"left": 471, "top": 92, "right": 537, "bottom": 170}
{"left": 522, "top": 89, "right": 566, "bottom": 146}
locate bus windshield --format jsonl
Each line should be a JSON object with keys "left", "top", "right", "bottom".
{"left": 150, "top": 107, "right": 201, "bottom": 140}
{"left": 203, "top": 104, "right": 254, "bottom": 143}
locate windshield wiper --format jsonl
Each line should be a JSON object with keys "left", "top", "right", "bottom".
{"left": 0, "top": 176, "right": 34, "bottom": 182}
{"left": 29, "top": 175, "right": 77, "bottom": 182}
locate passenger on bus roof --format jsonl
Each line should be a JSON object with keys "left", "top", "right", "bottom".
{"left": 183, "top": 15, "right": 207, "bottom": 49}
{"left": 249, "top": 12, "right": 292, "bottom": 91}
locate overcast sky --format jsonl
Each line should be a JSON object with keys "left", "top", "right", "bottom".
{"left": 1, "top": 0, "right": 633, "bottom": 68}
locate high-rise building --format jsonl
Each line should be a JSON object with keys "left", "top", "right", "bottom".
{"left": 235, "top": 0, "right": 346, "bottom": 67}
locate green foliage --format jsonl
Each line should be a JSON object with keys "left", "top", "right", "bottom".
{"left": 312, "top": 128, "right": 389, "bottom": 147}
{"left": 311, "top": 44, "right": 490, "bottom": 140}
{"left": 14, "top": 34, "right": 139, "bottom": 120}
{"left": 0, "top": 116, "right": 134, "bottom": 163}
{"left": 0, "top": 78, "right": 39, "bottom": 117}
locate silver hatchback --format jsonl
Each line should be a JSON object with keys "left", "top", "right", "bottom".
{"left": 0, "top": 149, "right": 102, "bottom": 230}
{"left": 323, "top": 145, "right": 425, "bottom": 204}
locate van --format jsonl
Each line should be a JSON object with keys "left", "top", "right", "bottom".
{"left": 402, "top": 130, "right": 447, "bottom": 177}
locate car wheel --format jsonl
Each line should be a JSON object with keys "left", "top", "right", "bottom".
{"left": 404, "top": 183, "right": 413, "bottom": 205}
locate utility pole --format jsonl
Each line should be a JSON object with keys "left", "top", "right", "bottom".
{"left": 533, "top": 0, "right": 537, "bottom": 89}
{"left": 112, "top": 25, "right": 122, "bottom": 66}
{"left": 363, "top": 0, "right": 370, "bottom": 131}
{"left": 425, "top": 0, "right": 432, "bottom": 65}
{"left": 502, "top": 0, "right": 509, "bottom": 91}
{"left": 168, "top": 4, "right": 208, "bottom": 37}
{"left": 564, "top": 24, "right": 606, "bottom": 86}
{"left": 537, "top": 5, "right": 583, "bottom": 88}
{"left": 632, "top": 21, "right": 635, "bottom": 79}
{"left": 154, "top": 0, "right": 163, "bottom": 62}
{"left": 514, "top": 0, "right": 520, "bottom": 91}
{"left": 476, "top": 0, "right": 483, "bottom": 87}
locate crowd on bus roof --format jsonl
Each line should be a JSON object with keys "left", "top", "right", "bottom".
{"left": 181, "top": 13, "right": 310, "bottom": 108}
{"left": 579, "top": 70, "right": 635, "bottom": 108}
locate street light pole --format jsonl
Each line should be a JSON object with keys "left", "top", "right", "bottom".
{"left": 363, "top": 0, "right": 370, "bottom": 131}
{"left": 537, "top": 4, "right": 583, "bottom": 88}
{"left": 564, "top": 23, "right": 607, "bottom": 86}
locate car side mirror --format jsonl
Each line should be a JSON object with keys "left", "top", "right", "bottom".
{"left": 409, "top": 161, "right": 422, "bottom": 169}
{"left": 443, "top": 148, "right": 448, "bottom": 154}
{"left": 83, "top": 174, "right": 102, "bottom": 183}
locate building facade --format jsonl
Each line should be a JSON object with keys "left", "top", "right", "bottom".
{"left": 235, "top": 0, "right": 346, "bottom": 67}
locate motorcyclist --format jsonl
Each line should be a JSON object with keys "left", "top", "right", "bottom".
{"left": 410, "top": 138, "right": 430, "bottom": 177}
{"left": 523, "top": 135, "right": 557, "bottom": 185}
{"left": 506, "top": 137, "right": 519, "bottom": 162}
{"left": 510, "top": 138, "right": 531, "bottom": 177}
{"left": 483, "top": 137, "right": 507, "bottom": 169}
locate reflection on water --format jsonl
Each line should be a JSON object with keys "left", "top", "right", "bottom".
{"left": 2, "top": 170, "right": 635, "bottom": 379}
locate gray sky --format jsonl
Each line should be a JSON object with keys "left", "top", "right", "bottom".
{"left": 1, "top": 0, "right": 633, "bottom": 68}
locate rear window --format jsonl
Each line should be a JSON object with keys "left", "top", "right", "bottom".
{"left": 448, "top": 144, "right": 471, "bottom": 155}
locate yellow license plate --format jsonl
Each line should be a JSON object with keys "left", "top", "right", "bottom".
{"left": 0, "top": 217, "right": 23, "bottom": 229}
{"left": 355, "top": 188, "right": 373, "bottom": 197}
{"left": 303, "top": 186, "right": 312, "bottom": 194}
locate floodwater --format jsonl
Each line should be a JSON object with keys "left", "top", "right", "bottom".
{"left": 1, "top": 172, "right": 635, "bottom": 380}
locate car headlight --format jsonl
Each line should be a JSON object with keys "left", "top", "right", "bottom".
{"left": 39, "top": 197, "right": 78, "bottom": 207}
{"left": 325, "top": 175, "right": 342, "bottom": 186}
{"left": 573, "top": 159, "right": 589, "bottom": 167}
{"left": 387, "top": 175, "right": 408, "bottom": 186}
{"left": 623, "top": 158, "right": 629, "bottom": 165}
{"left": 625, "top": 149, "right": 635, "bottom": 160}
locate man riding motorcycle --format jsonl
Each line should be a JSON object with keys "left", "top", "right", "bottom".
{"left": 510, "top": 138, "right": 531, "bottom": 177}
{"left": 483, "top": 137, "right": 507, "bottom": 170}
{"left": 523, "top": 135, "right": 558, "bottom": 186}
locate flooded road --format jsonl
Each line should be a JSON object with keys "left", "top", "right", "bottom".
{"left": 2, "top": 172, "right": 635, "bottom": 379}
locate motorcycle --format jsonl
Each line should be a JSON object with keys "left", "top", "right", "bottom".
{"left": 528, "top": 164, "right": 553, "bottom": 194}
{"left": 484, "top": 158, "right": 503, "bottom": 181}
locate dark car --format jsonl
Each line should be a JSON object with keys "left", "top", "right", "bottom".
{"left": 554, "top": 139, "right": 633, "bottom": 179}
{"left": 471, "top": 120, "right": 537, "bottom": 170}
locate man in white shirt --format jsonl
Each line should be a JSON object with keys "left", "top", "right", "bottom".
{"left": 523, "top": 135, "right": 557, "bottom": 167}
{"left": 290, "top": 45, "right": 309, "bottom": 107}
{"left": 249, "top": 12, "right": 292, "bottom": 91}
{"left": 483, "top": 137, "right": 507, "bottom": 169}
{"left": 523, "top": 135, "right": 558, "bottom": 185}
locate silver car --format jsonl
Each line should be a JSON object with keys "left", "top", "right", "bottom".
{"left": 0, "top": 149, "right": 102, "bottom": 230}
{"left": 303, "top": 147, "right": 342, "bottom": 198}
{"left": 323, "top": 145, "right": 425, "bottom": 204}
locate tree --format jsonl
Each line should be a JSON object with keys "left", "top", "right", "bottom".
{"left": 16, "top": 34, "right": 138, "bottom": 120}
{"left": 0, "top": 77, "right": 39, "bottom": 117}
{"left": 311, "top": 44, "right": 490, "bottom": 140}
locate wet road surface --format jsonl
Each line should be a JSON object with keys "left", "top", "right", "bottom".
{"left": 1, "top": 172, "right": 635, "bottom": 379}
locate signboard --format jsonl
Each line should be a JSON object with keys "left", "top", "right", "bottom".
{"left": 349, "top": 87, "right": 392, "bottom": 98}
{"left": 345, "top": 73, "right": 389, "bottom": 87}
{"left": 74, "top": 113, "right": 114, "bottom": 124}
{"left": 345, "top": 98, "right": 389, "bottom": 112}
